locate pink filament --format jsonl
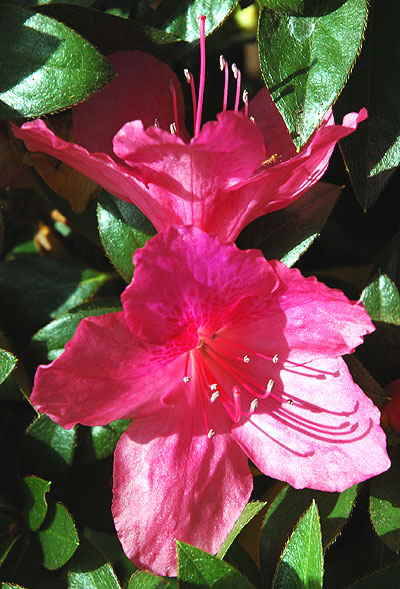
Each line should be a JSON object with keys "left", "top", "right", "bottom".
{"left": 169, "top": 81, "right": 180, "bottom": 135}
{"left": 232, "top": 63, "right": 241, "bottom": 112}
{"left": 195, "top": 15, "right": 207, "bottom": 137}
{"left": 184, "top": 69, "right": 197, "bottom": 131}
{"left": 220, "top": 55, "right": 229, "bottom": 112}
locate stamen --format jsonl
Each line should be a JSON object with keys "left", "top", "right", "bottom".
{"left": 210, "top": 391, "right": 220, "bottom": 403}
{"left": 153, "top": 117, "right": 160, "bottom": 128}
{"left": 266, "top": 378, "right": 275, "bottom": 394}
{"left": 243, "top": 354, "right": 250, "bottom": 364}
{"left": 169, "top": 80, "right": 180, "bottom": 135}
{"left": 195, "top": 15, "right": 207, "bottom": 137}
{"left": 207, "top": 429, "right": 216, "bottom": 439}
{"left": 183, "top": 376, "right": 191, "bottom": 383}
{"left": 250, "top": 398, "right": 258, "bottom": 413}
{"left": 232, "top": 63, "right": 241, "bottom": 112}
{"left": 210, "top": 383, "right": 218, "bottom": 391}
{"left": 219, "top": 54, "right": 229, "bottom": 112}
{"left": 242, "top": 89, "right": 249, "bottom": 118}
{"left": 170, "top": 122, "right": 177, "bottom": 134}
{"left": 184, "top": 68, "right": 197, "bottom": 129}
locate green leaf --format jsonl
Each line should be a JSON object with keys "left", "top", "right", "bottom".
{"left": 31, "top": 302, "right": 121, "bottom": 363}
{"left": 370, "top": 451, "right": 400, "bottom": 553}
{"left": 84, "top": 527, "right": 136, "bottom": 582}
{"left": 0, "top": 254, "right": 112, "bottom": 345}
{"left": 177, "top": 541, "right": 256, "bottom": 588}
{"left": 347, "top": 561, "right": 400, "bottom": 588}
{"left": 0, "top": 348, "right": 17, "bottom": 384}
{"left": 360, "top": 274, "right": 400, "bottom": 326}
{"left": 66, "top": 538, "right": 121, "bottom": 589}
{"left": 24, "top": 415, "right": 76, "bottom": 476}
{"left": 217, "top": 501, "right": 266, "bottom": 559}
{"left": 22, "top": 475, "right": 51, "bottom": 531}
{"left": 272, "top": 500, "right": 323, "bottom": 589}
{"left": 0, "top": 5, "right": 113, "bottom": 119}
{"left": 261, "top": 483, "right": 357, "bottom": 586}
{"left": 79, "top": 419, "right": 130, "bottom": 463}
{"left": 127, "top": 571, "right": 177, "bottom": 588}
{"left": 238, "top": 182, "right": 341, "bottom": 267}
{"left": 152, "top": 0, "right": 239, "bottom": 42}
{"left": 97, "top": 192, "right": 155, "bottom": 283}
{"left": 336, "top": 4, "right": 400, "bottom": 209}
{"left": 258, "top": 0, "right": 368, "bottom": 148}
{"left": 1, "top": 584, "right": 31, "bottom": 589}
{"left": 37, "top": 502, "right": 79, "bottom": 570}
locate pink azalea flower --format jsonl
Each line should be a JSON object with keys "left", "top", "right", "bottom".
{"left": 31, "top": 226, "right": 389, "bottom": 575}
{"left": 13, "top": 17, "right": 366, "bottom": 243}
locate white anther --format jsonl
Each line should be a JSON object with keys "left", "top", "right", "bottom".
{"left": 210, "top": 383, "right": 218, "bottom": 391}
{"left": 287, "top": 399, "right": 294, "bottom": 405}
{"left": 210, "top": 391, "right": 220, "bottom": 403}
{"left": 154, "top": 118, "right": 160, "bottom": 128}
{"left": 250, "top": 115, "right": 255, "bottom": 123}
{"left": 219, "top": 55, "right": 226, "bottom": 71}
{"left": 250, "top": 399, "right": 259, "bottom": 413}
{"left": 232, "top": 63, "right": 239, "bottom": 78}
{"left": 207, "top": 429, "right": 216, "bottom": 439}
{"left": 242, "top": 89, "right": 248, "bottom": 104}
{"left": 272, "top": 354, "right": 279, "bottom": 364}
{"left": 266, "top": 379, "right": 275, "bottom": 393}
{"left": 184, "top": 68, "right": 191, "bottom": 83}
{"left": 243, "top": 354, "right": 251, "bottom": 364}
{"left": 170, "top": 122, "right": 177, "bottom": 134}
{"left": 183, "top": 376, "right": 191, "bottom": 383}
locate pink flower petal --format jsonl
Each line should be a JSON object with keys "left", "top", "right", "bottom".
{"left": 31, "top": 312, "right": 187, "bottom": 428}
{"left": 248, "top": 87, "right": 296, "bottom": 162}
{"left": 112, "top": 406, "right": 252, "bottom": 576}
{"left": 73, "top": 51, "right": 186, "bottom": 154}
{"left": 219, "top": 108, "right": 367, "bottom": 241}
{"left": 232, "top": 357, "right": 390, "bottom": 491}
{"left": 12, "top": 119, "right": 166, "bottom": 227}
{"left": 122, "top": 226, "right": 278, "bottom": 344}
{"left": 113, "top": 112, "right": 266, "bottom": 232}
{"left": 257, "top": 260, "right": 374, "bottom": 362}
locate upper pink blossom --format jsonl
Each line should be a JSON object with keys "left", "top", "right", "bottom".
{"left": 12, "top": 17, "right": 366, "bottom": 242}
{"left": 31, "top": 226, "right": 389, "bottom": 575}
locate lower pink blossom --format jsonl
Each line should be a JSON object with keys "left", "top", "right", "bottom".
{"left": 30, "top": 227, "right": 389, "bottom": 575}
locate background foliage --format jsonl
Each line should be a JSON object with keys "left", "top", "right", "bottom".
{"left": 1, "top": 1, "right": 400, "bottom": 587}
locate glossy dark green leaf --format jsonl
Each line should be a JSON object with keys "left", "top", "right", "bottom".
{"left": 84, "top": 527, "right": 136, "bottom": 582}
{"left": 37, "top": 502, "right": 79, "bottom": 570}
{"left": 22, "top": 475, "right": 51, "bottom": 531}
{"left": 0, "top": 5, "right": 113, "bottom": 119}
{"left": 127, "top": 571, "right": 177, "bottom": 588}
{"left": 347, "top": 561, "right": 400, "bottom": 588}
{"left": 177, "top": 541, "right": 256, "bottom": 588}
{"left": 0, "top": 348, "right": 17, "bottom": 384}
{"left": 97, "top": 192, "right": 155, "bottom": 283}
{"left": 272, "top": 500, "right": 323, "bottom": 589}
{"left": 258, "top": 0, "right": 345, "bottom": 16}
{"left": 370, "top": 451, "right": 400, "bottom": 553}
{"left": 79, "top": 419, "right": 130, "bottom": 463}
{"left": 217, "top": 501, "right": 266, "bottom": 559}
{"left": 0, "top": 253, "right": 112, "bottom": 345}
{"left": 31, "top": 302, "right": 121, "bottom": 363}
{"left": 261, "top": 483, "right": 357, "bottom": 586}
{"left": 360, "top": 274, "right": 400, "bottom": 326}
{"left": 336, "top": 4, "right": 400, "bottom": 209}
{"left": 258, "top": 0, "right": 368, "bottom": 148}
{"left": 66, "top": 538, "right": 121, "bottom": 589}
{"left": 152, "top": 0, "right": 239, "bottom": 42}
{"left": 238, "top": 182, "right": 341, "bottom": 267}
{"left": 24, "top": 415, "right": 76, "bottom": 476}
